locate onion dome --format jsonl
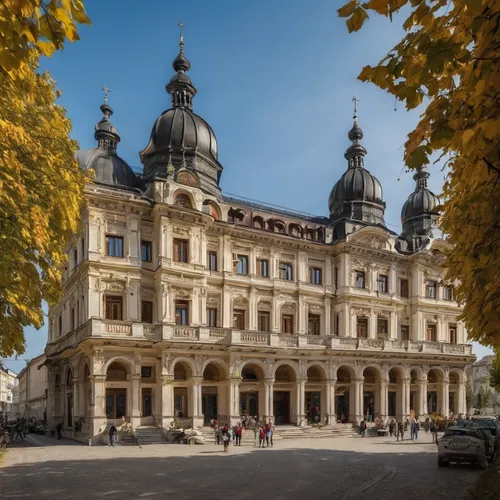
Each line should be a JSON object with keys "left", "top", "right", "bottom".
{"left": 328, "top": 107, "right": 386, "bottom": 230}
{"left": 140, "top": 26, "right": 223, "bottom": 199}
{"left": 77, "top": 100, "right": 136, "bottom": 188}
{"left": 401, "top": 166, "right": 440, "bottom": 236}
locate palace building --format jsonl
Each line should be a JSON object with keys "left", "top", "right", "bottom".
{"left": 45, "top": 32, "right": 474, "bottom": 442}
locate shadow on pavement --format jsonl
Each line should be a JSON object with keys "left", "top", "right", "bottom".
{"left": 0, "top": 447, "right": 481, "bottom": 500}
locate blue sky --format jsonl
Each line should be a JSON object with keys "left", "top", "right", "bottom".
{"left": 1, "top": 0, "right": 492, "bottom": 372}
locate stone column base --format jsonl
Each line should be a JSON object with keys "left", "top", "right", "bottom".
{"left": 192, "top": 416, "right": 204, "bottom": 429}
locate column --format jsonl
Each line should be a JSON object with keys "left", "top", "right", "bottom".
{"left": 457, "top": 381, "right": 466, "bottom": 415}
{"left": 249, "top": 288, "right": 257, "bottom": 331}
{"left": 389, "top": 265, "right": 397, "bottom": 296}
{"left": 200, "top": 288, "right": 207, "bottom": 326}
{"left": 130, "top": 375, "right": 141, "bottom": 430}
{"left": 160, "top": 375, "right": 174, "bottom": 429}
{"left": 47, "top": 371, "right": 56, "bottom": 427}
{"left": 295, "top": 380, "right": 306, "bottom": 426}
{"left": 369, "top": 311, "right": 377, "bottom": 339}
{"left": 191, "top": 376, "right": 203, "bottom": 427}
{"left": 191, "top": 289, "right": 200, "bottom": 326}
{"left": 442, "top": 380, "right": 450, "bottom": 416}
{"left": 352, "top": 379, "right": 363, "bottom": 423}
{"left": 389, "top": 311, "right": 397, "bottom": 340}
{"left": 271, "top": 293, "right": 279, "bottom": 332}
{"left": 298, "top": 297, "right": 306, "bottom": 334}
{"left": 402, "top": 378, "right": 411, "bottom": 419}
{"left": 379, "top": 378, "right": 389, "bottom": 420}
{"left": 324, "top": 297, "right": 331, "bottom": 335}
{"left": 418, "top": 378, "right": 428, "bottom": 417}
{"left": 325, "top": 379, "right": 336, "bottom": 425}
{"left": 222, "top": 285, "right": 232, "bottom": 328}
{"left": 264, "top": 378, "right": 274, "bottom": 422}
{"left": 228, "top": 377, "right": 241, "bottom": 425}
{"left": 72, "top": 377, "right": 80, "bottom": 420}
{"left": 91, "top": 374, "right": 106, "bottom": 439}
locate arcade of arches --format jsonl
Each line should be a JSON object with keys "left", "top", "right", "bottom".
{"left": 47, "top": 351, "right": 467, "bottom": 440}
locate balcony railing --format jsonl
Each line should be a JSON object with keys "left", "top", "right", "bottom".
{"left": 173, "top": 326, "right": 199, "bottom": 339}
{"left": 278, "top": 334, "right": 298, "bottom": 347}
{"left": 103, "top": 320, "right": 132, "bottom": 335}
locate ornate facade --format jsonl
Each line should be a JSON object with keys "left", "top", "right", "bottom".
{"left": 45, "top": 33, "right": 474, "bottom": 442}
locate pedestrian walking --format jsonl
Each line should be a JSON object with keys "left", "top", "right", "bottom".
{"left": 222, "top": 426, "right": 230, "bottom": 453}
{"left": 56, "top": 422, "right": 63, "bottom": 440}
{"left": 265, "top": 422, "right": 273, "bottom": 447}
{"left": 108, "top": 425, "right": 117, "bottom": 447}
{"left": 360, "top": 420, "right": 367, "bottom": 438}
{"left": 234, "top": 423, "right": 242, "bottom": 446}
{"left": 214, "top": 424, "right": 221, "bottom": 445}
{"left": 431, "top": 421, "right": 438, "bottom": 444}
{"left": 397, "top": 422, "right": 404, "bottom": 441}
{"left": 414, "top": 419, "right": 419, "bottom": 440}
{"left": 259, "top": 425, "right": 266, "bottom": 447}
{"left": 388, "top": 419, "right": 395, "bottom": 437}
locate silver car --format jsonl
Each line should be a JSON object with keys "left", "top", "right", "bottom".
{"left": 438, "top": 427, "right": 489, "bottom": 468}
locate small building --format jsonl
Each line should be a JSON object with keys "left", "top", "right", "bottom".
{"left": 17, "top": 354, "right": 48, "bottom": 422}
{"left": 0, "top": 363, "right": 17, "bottom": 422}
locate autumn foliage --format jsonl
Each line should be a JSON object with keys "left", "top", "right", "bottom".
{"left": 0, "top": 1, "right": 91, "bottom": 356}
{"left": 339, "top": 0, "right": 500, "bottom": 348}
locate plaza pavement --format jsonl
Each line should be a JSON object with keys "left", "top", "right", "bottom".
{"left": 0, "top": 432, "right": 480, "bottom": 500}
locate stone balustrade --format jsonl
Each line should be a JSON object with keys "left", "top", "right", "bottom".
{"left": 47, "top": 320, "right": 473, "bottom": 356}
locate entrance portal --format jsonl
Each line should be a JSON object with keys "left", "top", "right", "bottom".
{"left": 273, "top": 391, "right": 290, "bottom": 425}
{"left": 142, "top": 388, "right": 152, "bottom": 417}
{"left": 388, "top": 391, "right": 396, "bottom": 417}
{"left": 363, "top": 391, "right": 375, "bottom": 422}
{"left": 428, "top": 391, "right": 438, "bottom": 413}
{"left": 240, "top": 392, "right": 258, "bottom": 417}
{"left": 202, "top": 393, "right": 217, "bottom": 424}
{"left": 306, "top": 392, "right": 321, "bottom": 424}
{"left": 335, "top": 394, "right": 349, "bottom": 423}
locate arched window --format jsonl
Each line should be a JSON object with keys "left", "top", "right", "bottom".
{"left": 253, "top": 217, "right": 265, "bottom": 230}
{"left": 174, "top": 193, "right": 193, "bottom": 208}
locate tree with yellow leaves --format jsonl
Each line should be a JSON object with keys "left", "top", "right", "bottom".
{"left": 338, "top": 0, "right": 500, "bottom": 348}
{"left": 0, "top": 1, "right": 90, "bottom": 357}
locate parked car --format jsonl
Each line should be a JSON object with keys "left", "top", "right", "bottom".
{"left": 438, "top": 427, "right": 491, "bottom": 468}
{"left": 455, "top": 419, "right": 499, "bottom": 461}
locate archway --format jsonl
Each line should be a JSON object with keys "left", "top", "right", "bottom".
{"left": 427, "top": 368, "right": 444, "bottom": 415}
{"left": 202, "top": 363, "right": 226, "bottom": 424}
{"left": 388, "top": 366, "right": 405, "bottom": 421}
{"left": 306, "top": 365, "right": 326, "bottom": 424}
{"left": 335, "top": 365, "right": 355, "bottom": 423}
{"left": 448, "top": 371, "right": 460, "bottom": 417}
{"left": 362, "top": 367, "right": 381, "bottom": 422}
{"left": 273, "top": 364, "right": 297, "bottom": 425}
{"left": 105, "top": 362, "right": 130, "bottom": 420}
{"left": 240, "top": 363, "right": 265, "bottom": 420}
{"left": 172, "top": 361, "right": 193, "bottom": 420}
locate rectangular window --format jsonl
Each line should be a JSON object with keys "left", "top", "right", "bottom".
{"left": 105, "top": 296, "right": 123, "bottom": 320}
{"left": 355, "top": 271, "right": 365, "bottom": 289}
{"left": 207, "top": 251, "right": 218, "bottom": 271}
{"left": 281, "top": 314, "right": 294, "bottom": 334}
{"left": 235, "top": 255, "right": 248, "bottom": 275}
{"left": 310, "top": 268, "right": 322, "bottom": 285}
{"left": 334, "top": 266, "right": 339, "bottom": 289}
{"left": 377, "top": 318, "right": 389, "bottom": 337}
{"left": 308, "top": 314, "right": 320, "bottom": 335}
{"left": 175, "top": 300, "right": 189, "bottom": 325}
{"left": 207, "top": 307, "right": 218, "bottom": 327}
{"left": 105, "top": 389, "right": 126, "bottom": 419}
{"left": 71, "top": 308, "right": 75, "bottom": 331}
{"left": 443, "top": 286, "right": 453, "bottom": 301}
{"left": 280, "top": 263, "right": 293, "bottom": 281}
{"left": 141, "top": 366, "right": 153, "bottom": 379}
{"left": 356, "top": 317, "right": 368, "bottom": 338}
{"left": 335, "top": 314, "right": 340, "bottom": 335}
{"left": 257, "top": 258, "right": 269, "bottom": 278}
{"left": 58, "top": 314, "right": 62, "bottom": 336}
{"left": 173, "top": 239, "right": 189, "bottom": 263}
{"left": 141, "top": 241, "right": 152, "bottom": 262}
{"left": 233, "top": 309, "right": 245, "bottom": 330}
{"left": 425, "top": 281, "right": 437, "bottom": 299}
{"left": 106, "top": 235, "right": 124, "bottom": 258}
{"left": 426, "top": 324, "right": 437, "bottom": 342}
{"left": 377, "top": 274, "right": 388, "bottom": 293}
{"left": 258, "top": 311, "right": 270, "bottom": 332}
{"left": 76, "top": 300, "right": 80, "bottom": 328}
{"left": 141, "top": 301, "right": 153, "bottom": 323}
{"left": 81, "top": 238, "right": 85, "bottom": 260}
{"left": 449, "top": 326, "right": 457, "bottom": 344}
{"left": 73, "top": 248, "right": 78, "bottom": 267}
{"left": 400, "top": 325, "right": 410, "bottom": 341}
{"left": 400, "top": 279, "right": 409, "bottom": 298}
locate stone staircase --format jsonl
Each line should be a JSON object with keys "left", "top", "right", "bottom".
{"left": 133, "top": 426, "right": 167, "bottom": 445}
{"left": 198, "top": 424, "right": 356, "bottom": 444}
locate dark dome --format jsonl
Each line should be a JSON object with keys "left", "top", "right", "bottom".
{"left": 401, "top": 188, "right": 440, "bottom": 223}
{"left": 328, "top": 166, "right": 383, "bottom": 213}
{"left": 141, "top": 107, "right": 218, "bottom": 161}
{"left": 77, "top": 148, "right": 136, "bottom": 188}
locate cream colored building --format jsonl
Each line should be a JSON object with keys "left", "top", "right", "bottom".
{"left": 45, "top": 37, "right": 474, "bottom": 442}
{"left": 17, "top": 354, "right": 48, "bottom": 421}
{"left": 0, "top": 364, "right": 17, "bottom": 421}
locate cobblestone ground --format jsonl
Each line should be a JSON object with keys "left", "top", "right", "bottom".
{"left": 0, "top": 432, "right": 480, "bottom": 500}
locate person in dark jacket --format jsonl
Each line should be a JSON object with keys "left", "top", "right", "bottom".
{"left": 108, "top": 425, "right": 117, "bottom": 447}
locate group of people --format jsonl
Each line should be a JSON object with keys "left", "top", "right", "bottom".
{"left": 386, "top": 417, "right": 421, "bottom": 441}
{"left": 210, "top": 417, "right": 274, "bottom": 452}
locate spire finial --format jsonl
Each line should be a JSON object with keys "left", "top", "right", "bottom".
{"left": 178, "top": 19, "right": 186, "bottom": 51}
{"left": 352, "top": 96, "right": 359, "bottom": 121}
{"left": 102, "top": 86, "right": 111, "bottom": 104}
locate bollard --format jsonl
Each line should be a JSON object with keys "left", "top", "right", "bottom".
{"left": 88, "top": 438, "right": 92, "bottom": 446}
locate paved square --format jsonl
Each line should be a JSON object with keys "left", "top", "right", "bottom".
{"left": 0, "top": 433, "right": 480, "bottom": 500}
